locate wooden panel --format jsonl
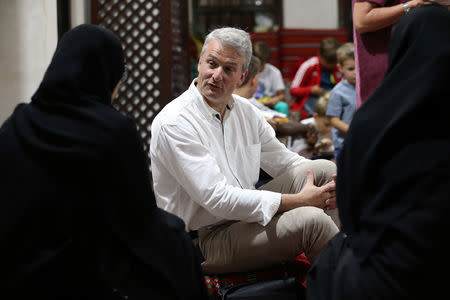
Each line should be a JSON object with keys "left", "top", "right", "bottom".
{"left": 91, "top": 0, "right": 189, "bottom": 171}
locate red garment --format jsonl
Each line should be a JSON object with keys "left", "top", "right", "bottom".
{"left": 289, "top": 56, "right": 342, "bottom": 114}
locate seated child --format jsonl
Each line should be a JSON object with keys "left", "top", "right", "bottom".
{"left": 288, "top": 94, "right": 334, "bottom": 161}
{"left": 290, "top": 38, "right": 343, "bottom": 119}
{"left": 253, "top": 41, "right": 289, "bottom": 115}
{"left": 234, "top": 55, "right": 317, "bottom": 148}
{"left": 326, "top": 42, "right": 357, "bottom": 161}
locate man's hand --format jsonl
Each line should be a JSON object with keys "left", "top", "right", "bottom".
{"left": 278, "top": 170, "right": 336, "bottom": 212}
{"left": 298, "top": 170, "right": 336, "bottom": 209}
{"left": 324, "top": 174, "right": 337, "bottom": 210}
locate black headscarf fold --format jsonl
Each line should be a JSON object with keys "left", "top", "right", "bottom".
{"left": 13, "top": 24, "right": 125, "bottom": 162}
{"left": 0, "top": 24, "right": 207, "bottom": 299}
{"left": 33, "top": 24, "right": 124, "bottom": 105}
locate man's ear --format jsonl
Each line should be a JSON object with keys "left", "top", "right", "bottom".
{"left": 197, "top": 59, "right": 202, "bottom": 73}
{"left": 238, "top": 70, "right": 248, "bottom": 86}
{"left": 337, "top": 63, "right": 342, "bottom": 73}
{"left": 312, "top": 112, "right": 318, "bottom": 119}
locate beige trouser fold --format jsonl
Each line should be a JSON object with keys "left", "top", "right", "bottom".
{"left": 199, "top": 159, "right": 340, "bottom": 274}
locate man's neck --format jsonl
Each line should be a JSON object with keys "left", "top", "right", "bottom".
{"left": 195, "top": 80, "right": 229, "bottom": 117}
{"left": 202, "top": 94, "right": 233, "bottom": 119}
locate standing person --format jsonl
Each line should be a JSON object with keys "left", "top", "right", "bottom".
{"left": 352, "top": 0, "right": 429, "bottom": 107}
{"left": 150, "top": 27, "right": 339, "bottom": 275}
{"left": 0, "top": 24, "right": 208, "bottom": 300}
{"left": 326, "top": 42, "right": 357, "bottom": 161}
{"left": 290, "top": 38, "right": 343, "bottom": 120}
{"left": 253, "top": 41, "right": 289, "bottom": 115}
{"left": 307, "top": 4, "right": 450, "bottom": 299}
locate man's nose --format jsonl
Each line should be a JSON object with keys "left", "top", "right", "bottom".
{"left": 212, "top": 67, "right": 223, "bottom": 81}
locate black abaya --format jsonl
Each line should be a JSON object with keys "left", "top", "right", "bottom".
{"left": 307, "top": 4, "right": 450, "bottom": 299}
{"left": 0, "top": 24, "right": 207, "bottom": 300}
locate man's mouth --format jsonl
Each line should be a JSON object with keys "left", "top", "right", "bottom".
{"left": 208, "top": 82, "right": 221, "bottom": 89}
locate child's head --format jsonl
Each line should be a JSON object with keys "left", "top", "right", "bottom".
{"left": 313, "top": 93, "right": 332, "bottom": 134}
{"left": 336, "top": 42, "right": 356, "bottom": 85}
{"left": 238, "top": 55, "right": 261, "bottom": 96}
{"left": 319, "top": 38, "right": 341, "bottom": 69}
{"left": 253, "top": 41, "right": 271, "bottom": 71}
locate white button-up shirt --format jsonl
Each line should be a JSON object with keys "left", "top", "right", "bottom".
{"left": 150, "top": 80, "right": 308, "bottom": 230}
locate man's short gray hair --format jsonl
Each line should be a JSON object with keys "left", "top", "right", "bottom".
{"left": 200, "top": 27, "right": 252, "bottom": 73}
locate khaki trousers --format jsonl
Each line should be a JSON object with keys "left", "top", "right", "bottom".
{"left": 199, "top": 159, "right": 340, "bottom": 274}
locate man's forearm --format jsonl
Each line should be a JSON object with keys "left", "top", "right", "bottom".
{"left": 278, "top": 193, "right": 309, "bottom": 213}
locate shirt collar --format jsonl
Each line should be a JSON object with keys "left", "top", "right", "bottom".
{"left": 190, "top": 79, "right": 235, "bottom": 121}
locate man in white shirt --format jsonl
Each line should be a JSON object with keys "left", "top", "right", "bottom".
{"left": 150, "top": 27, "right": 339, "bottom": 274}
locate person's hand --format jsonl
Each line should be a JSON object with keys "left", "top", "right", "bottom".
{"left": 266, "top": 118, "right": 279, "bottom": 130}
{"left": 264, "top": 97, "right": 280, "bottom": 107}
{"left": 407, "top": 0, "right": 432, "bottom": 9}
{"left": 305, "top": 125, "right": 318, "bottom": 145}
{"left": 324, "top": 174, "right": 338, "bottom": 210}
{"left": 314, "top": 138, "right": 333, "bottom": 150}
{"left": 297, "top": 170, "right": 336, "bottom": 209}
{"left": 310, "top": 85, "right": 324, "bottom": 96}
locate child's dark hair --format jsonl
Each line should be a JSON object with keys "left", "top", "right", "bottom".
{"left": 253, "top": 41, "right": 271, "bottom": 64}
{"left": 319, "top": 38, "right": 341, "bottom": 65}
{"left": 239, "top": 55, "right": 261, "bottom": 87}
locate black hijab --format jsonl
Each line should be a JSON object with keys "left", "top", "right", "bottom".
{"left": 0, "top": 24, "right": 207, "bottom": 299}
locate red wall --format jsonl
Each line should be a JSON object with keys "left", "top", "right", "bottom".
{"left": 250, "top": 28, "right": 348, "bottom": 81}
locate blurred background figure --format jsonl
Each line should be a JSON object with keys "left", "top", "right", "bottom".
{"left": 289, "top": 38, "right": 343, "bottom": 120}
{"left": 253, "top": 41, "right": 290, "bottom": 115}
{"left": 326, "top": 42, "right": 357, "bottom": 161}
{"left": 352, "top": 0, "right": 429, "bottom": 108}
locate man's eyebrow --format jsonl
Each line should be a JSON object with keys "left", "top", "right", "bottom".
{"left": 206, "top": 54, "right": 238, "bottom": 66}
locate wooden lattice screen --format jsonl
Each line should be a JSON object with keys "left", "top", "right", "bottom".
{"left": 91, "top": 0, "right": 190, "bottom": 169}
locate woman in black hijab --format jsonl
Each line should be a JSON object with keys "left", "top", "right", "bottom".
{"left": 0, "top": 24, "right": 207, "bottom": 300}
{"left": 307, "top": 3, "right": 450, "bottom": 299}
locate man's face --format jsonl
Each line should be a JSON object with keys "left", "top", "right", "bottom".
{"left": 197, "top": 39, "right": 247, "bottom": 105}
{"left": 339, "top": 58, "right": 356, "bottom": 85}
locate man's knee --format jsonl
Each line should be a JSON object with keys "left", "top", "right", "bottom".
{"left": 285, "top": 206, "right": 337, "bottom": 232}
{"left": 310, "top": 159, "right": 336, "bottom": 174}
{"left": 302, "top": 159, "right": 336, "bottom": 185}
